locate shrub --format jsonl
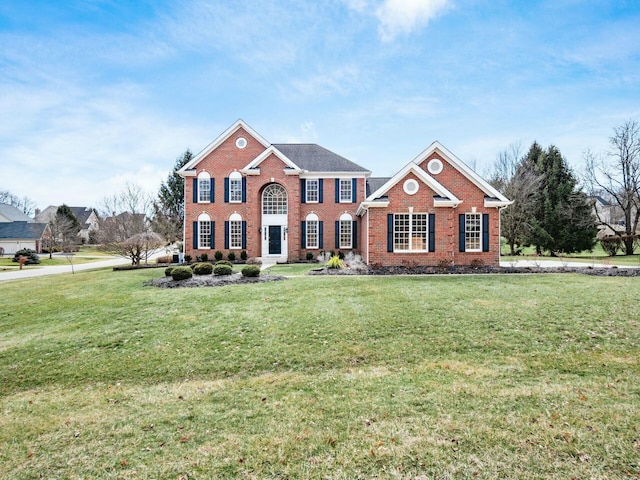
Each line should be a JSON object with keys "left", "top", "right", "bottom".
{"left": 164, "top": 267, "right": 174, "bottom": 277}
{"left": 12, "top": 248, "right": 40, "bottom": 265}
{"left": 193, "top": 262, "right": 213, "bottom": 275}
{"left": 600, "top": 236, "right": 622, "bottom": 256}
{"left": 240, "top": 250, "right": 248, "bottom": 261}
{"left": 327, "top": 255, "right": 343, "bottom": 269}
{"left": 470, "top": 258, "right": 485, "bottom": 269}
{"left": 200, "top": 252, "right": 208, "bottom": 262}
{"left": 214, "top": 250, "right": 223, "bottom": 261}
{"left": 306, "top": 252, "right": 314, "bottom": 261}
{"left": 215, "top": 260, "right": 232, "bottom": 267}
{"left": 337, "top": 251, "right": 345, "bottom": 260}
{"left": 184, "top": 255, "right": 192, "bottom": 263}
{"left": 171, "top": 266, "right": 193, "bottom": 281}
{"left": 241, "top": 265, "right": 261, "bottom": 277}
{"left": 214, "top": 264, "right": 233, "bottom": 276}
{"left": 228, "top": 252, "right": 236, "bottom": 262}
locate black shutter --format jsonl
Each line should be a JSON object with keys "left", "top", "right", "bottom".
{"left": 352, "top": 178, "right": 357, "bottom": 203}
{"left": 211, "top": 221, "right": 215, "bottom": 249}
{"left": 335, "top": 221, "right": 340, "bottom": 249}
{"left": 387, "top": 214, "right": 394, "bottom": 252}
{"left": 241, "top": 177, "right": 246, "bottom": 203}
{"left": 428, "top": 213, "right": 435, "bottom": 252}
{"left": 224, "top": 178, "right": 229, "bottom": 203}
{"left": 242, "top": 221, "right": 247, "bottom": 249}
{"left": 301, "top": 221, "right": 306, "bottom": 248}
{"left": 224, "top": 221, "right": 229, "bottom": 249}
{"left": 319, "top": 179, "right": 324, "bottom": 203}
{"left": 301, "top": 179, "right": 306, "bottom": 203}
{"left": 193, "top": 221, "right": 198, "bottom": 249}
{"left": 210, "top": 178, "right": 215, "bottom": 203}
{"left": 192, "top": 179, "right": 198, "bottom": 203}
{"left": 482, "top": 213, "right": 489, "bottom": 252}
{"left": 352, "top": 221, "right": 357, "bottom": 249}
{"left": 335, "top": 179, "right": 340, "bottom": 203}
{"left": 459, "top": 214, "right": 466, "bottom": 252}
{"left": 319, "top": 221, "right": 324, "bottom": 249}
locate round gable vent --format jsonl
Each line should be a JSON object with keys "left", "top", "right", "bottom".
{"left": 427, "top": 158, "right": 443, "bottom": 175}
{"left": 236, "top": 137, "right": 247, "bottom": 149}
{"left": 403, "top": 179, "right": 419, "bottom": 195}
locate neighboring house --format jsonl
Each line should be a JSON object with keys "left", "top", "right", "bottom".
{"left": 178, "top": 119, "right": 511, "bottom": 267}
{"left": 0, "top": 203, "right": 51, "bottom": 255}
{"left": 35, "top": 206, "right": 99, "bottom": 243}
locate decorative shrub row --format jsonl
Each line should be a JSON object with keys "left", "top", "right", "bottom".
{"left": 193, "top": 263, "right": 213, "bottom": 275}
{"left": 241, "top": 265, "right": 261, "bottom": 277}
{"left": 171, "top": 266, "right": 193, "bottom": 281}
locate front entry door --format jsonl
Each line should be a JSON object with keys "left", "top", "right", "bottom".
{"left": 268, "top": 226, "right": 282, "bottom": 255}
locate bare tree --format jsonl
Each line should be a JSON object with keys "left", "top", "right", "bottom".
{"left": 0, "top": 189, "right": 37, "bottom": 216}
{"left": 584, "top": 120, "right": 640, "bottom": 254}
{"left": 489, "top": 143, "right": 543, "bottom": 255}
{"left": 97, "top": 183, "right": 164, "bottom": 265}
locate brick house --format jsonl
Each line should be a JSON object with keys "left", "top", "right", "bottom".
{"left": 178, "top": 119, "right": 511, "bottom": 266}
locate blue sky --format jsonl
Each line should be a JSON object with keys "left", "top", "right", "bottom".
{"left": 1, "top": 0, "right": 639, "bottom": 210}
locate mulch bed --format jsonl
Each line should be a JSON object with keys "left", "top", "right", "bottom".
{"left": 144, "top": 272, "right": 287, "bottom": 288}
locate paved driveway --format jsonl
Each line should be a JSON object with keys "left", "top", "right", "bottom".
{"left": 0, "top": 256, "right": 131, "bottom": 282}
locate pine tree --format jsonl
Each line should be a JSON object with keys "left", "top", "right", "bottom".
{"left": 151, "top": 150, "right": 192, "bottom": 244}
{"left": 51, "top": 204, "right": 82, "bottom": 251}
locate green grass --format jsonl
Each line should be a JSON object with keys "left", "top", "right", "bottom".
{"left": 1, "top": 270, "right": 638, "bottom": 478}
{"left": 501, "top": 240, "right": 640, "bottom": 266}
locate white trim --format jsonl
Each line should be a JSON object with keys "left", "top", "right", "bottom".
{"left": 178, "top": 119, "right": 270, "bottom": 174}
{"left": 298, "top": 172, "right": 371, "bottom": 179}
{"left": 240, "top": 146, "right": 302, "bottom": 174}
{"left": 411, "top": 141, "right": 511, "bottom": 206}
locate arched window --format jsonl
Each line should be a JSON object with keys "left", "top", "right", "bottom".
{"left": 305, "top": 213, "right": 320, "bottom": 249}
{"left": 228, "top": 171, "right": 243, "bottom": 203}
{"left": 198, "top": 172, "right": 211, "bottom": 203}
{"left": 197, "top": 213, "right": 211, "bottom": 249}
{"left": 339, "top": 213, "right": 353, "bottom": 249}
{"left": 262, "top": 184, "right": 287, "bottom": 215}
{"left": 228, "top": 213, "right": 243, "bottom": 249}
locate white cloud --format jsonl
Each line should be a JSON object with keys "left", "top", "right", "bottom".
{"left": 288, "top": 65, "right": 363, "bottom": 98}
{"left": 376, "top": 0, "right": 452, "bottom": 41}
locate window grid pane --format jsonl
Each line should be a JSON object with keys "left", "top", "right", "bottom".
{"left": 394, "top": 213, "right": 428, "bottom": 252}
{"left": 465, "top": 213, "right": 481, "bottom": 251}
{"left": 199, "top": 221, "right": 211, "bottom": 248}
{"left": 394, "top": 214, "right": 410, "bottom": 251}
{"left": 306, "top": 180, "right": 318, "bottom": 203}
{"left": 198, "top": 179, "right": 210, "bottom": 202}
{"left": 339, "top": 220, "right": 352, "bottom": 248}
{"left": 306, "top": 220, "right": 318, "bottom": 249}
{"left": 339, "top": 179, "right": 351, "bottom": 202}
{"left": 412, "top": 214, "right": 428, "bottom": 251}
{"left": 230, "top": 220, "right": 242, "bottom": 249}
{"left": 262, "top": 184, "right": 288, "bottom": 215}
{"left": 230, "top": 179, "right": 242, "bottom": 202}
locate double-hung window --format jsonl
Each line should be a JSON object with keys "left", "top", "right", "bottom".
{"left": 339, "top": 179, "right": 352, "bottom": 203}
{"left": 338, "top": 213, "right": 353, "bottom": 249}
{"left": 306, "top": 219, "right": 319, "bottom": 249}
{"left": 198, "top": 173, "right": 211, "bottom": 203}
{"left": 464, "top": 213, "right": 482, "bottom": 252}
{"left": 393, "top": 213, "right": 428, "bottom": 252}
{"left": 306, "top": 179, "right": 319, "bottom": 203}
{"left": 229, "top": 213, "right": 242, "bottom": 249}
{"left": 229, "top": 172, "right": 243, "bottom": 203}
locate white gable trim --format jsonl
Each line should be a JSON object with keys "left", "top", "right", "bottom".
{"left": 240, "top": 146, "right": 302, "bottom": 175}
{"left": 412, "top": 141, "right": 512, "bottom": 207}
{"left": 365, "top": 162, "right": 461, "bottom": 206}
{"left": 178, "top": 119, "right": 271, "bottom": 174}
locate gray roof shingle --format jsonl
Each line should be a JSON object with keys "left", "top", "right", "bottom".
{"left": 272, "top": 144, "right": 370, "bottom": 173}
{"left": 0, "top": 222, "right": 48, "bottom": 240}
{"left": 0, "top": 203, "right": 33, "bottom": 222}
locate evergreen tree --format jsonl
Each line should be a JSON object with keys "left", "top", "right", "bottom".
{"left": 51, "top": 204, "right": 82, "bottom": 252}
{"left": 151, "top": 150, "right": 192, "bottom": 244}
{"left": 526, "top": 144, "right": 597, "bottom": 255}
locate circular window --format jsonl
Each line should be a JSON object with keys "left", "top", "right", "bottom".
{"left": 403, "top": 179, "right": 419, "bottom": 195}
{"left": 427, "top": 159, "right": 443, "bottom": 175}
{"left": 236, "top": 137, "right": 247, "bottom": 149}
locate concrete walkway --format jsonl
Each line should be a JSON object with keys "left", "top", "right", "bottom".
{"left": 0, "top": 256, "right": 131, "bottom": 282}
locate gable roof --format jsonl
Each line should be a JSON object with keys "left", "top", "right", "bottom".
{"left": 35, "top": 206, "right": 97, "bottom": 226}
{"left": 412, "top": 141, "right": 511, "bottom": 206}
{"left": 179, "top": 119, "right": 271, "bottom": 173}
{"left": 0, "top": 221, "right": 48, "bottom": 240}
{"left": 0, "top": 203, "right": 33, "bottom": 223}
{"left": 365, "top": 162, "right": 462, "bottom": 207}
{"left": 241, "top": 145, "right": 302, "bottom": 174}
{"left": 273, "top": 144, "right": 370, "bottom": 174}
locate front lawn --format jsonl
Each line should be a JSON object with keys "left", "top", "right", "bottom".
{"left": 1, "top": 270, "right": 638, "bottom": 478}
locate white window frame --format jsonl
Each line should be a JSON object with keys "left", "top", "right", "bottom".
{"left": 339, "top": 179, "right": 352, "bottom": 203}
{"left": 465, "top": 213, "right": 482, "bottom": 252}
{"left": 306, "top": 179, "right": 319, "bottom": 203}
{"left": 198, "top": 172, "right": 211, "bottom": 203}
{"left": 394, "top": 213, "right": 428, "bottom": 252}
{"left": 198, "top": 213, "right": 211, "bottom": 249}
{"left": 229, "top": 172, "right": 243, "bottom": 203}
{"left": 229, "top": 213, "right": 242, "bottom": 249}
{"left": 339, "top": 213, "right": 352, "bottom": 249}
{"left": 262, "top": 184, "right": 288, "bottom": 215}
{"left": 306, "top": 213, "right": 319, "bottom": 249}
